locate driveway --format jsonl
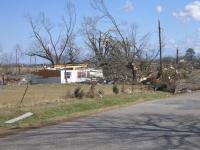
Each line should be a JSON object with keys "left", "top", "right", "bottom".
{"left": 1, "top": 92, "right": 200, "bottom": 150}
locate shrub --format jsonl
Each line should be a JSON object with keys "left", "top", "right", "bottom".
{"left": 64, "top": 90, "right": 74, "bottom": 99}
{"left": 113, "top": 84, "right": 119, "bottom": 95}
{"left": 74, "top": 87, "right": 85, "bottom": 99}
{"left": 98, "top": 89, "right": 104, "bottom": 98}
{"left": 86, "top": 84, "right": 96, "bottom": 98}
{"left": 98, "top": 89, "right": 104, "bottom": 95}
{"left": 121, "top": 83, "right": 125, "bottom": 93}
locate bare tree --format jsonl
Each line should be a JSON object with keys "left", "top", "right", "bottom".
{"left": 28, "top": 0, "right": 76, "bottom": 65}
{"left": 91, "top": 0, "right": 129, "bottom": 54}
{"left": 90, "top": 1, "right": 138, "bottom": 82}
{"left": 65, "top": 38, "right": 80, "bottom": 63}
{"left": 82, "top": 16, "right": 126, "bottom": 81}
{"left": 15, "top": 44, "right": 23, "bottom": 74}
{"left": 88, "top": 0, "right": 157, "bottom": 82}
{"left": 0, "top": 52, "right": 14, "bottom": 74}
{"left": 82, "top": 17, "right": 112, "bottom": 66}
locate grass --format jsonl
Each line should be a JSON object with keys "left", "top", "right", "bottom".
{"left": 0, "top": 84, "right": 114, "bottom": 109}
{"left": 0, "top": 86, "right": 171, "bottom": 135}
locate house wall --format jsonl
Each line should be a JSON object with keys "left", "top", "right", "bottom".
{"left": 31, "top": 75, "right": 60, "bottom": 84}
{"left": 61, "top": 70, "right": 88, "bottom": 84}
{"left": 60, "top": 69, "right": 103, "bottom": 84}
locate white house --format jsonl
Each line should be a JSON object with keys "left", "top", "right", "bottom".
{"left": 58, "top": 64, "right": 103, "bottom": 84}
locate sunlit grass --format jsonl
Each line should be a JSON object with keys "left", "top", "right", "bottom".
{"left": 0, "top": 90, "right": 171, "bottom": 134}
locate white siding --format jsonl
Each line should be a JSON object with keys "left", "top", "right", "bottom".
{"left": 60, "top": 68, "right": 103, "bottom": 84}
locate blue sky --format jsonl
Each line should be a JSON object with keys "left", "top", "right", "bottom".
{"left": 0, "top": 0, "right": 200, "bottom": 63}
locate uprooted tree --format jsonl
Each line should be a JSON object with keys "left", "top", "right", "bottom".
{"left": 83, "top": 0, "right": 159, "bottom": 83}
{"left": 28, "top": 0, "right": 77, "bottom": 65}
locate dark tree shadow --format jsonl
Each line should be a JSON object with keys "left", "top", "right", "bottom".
{"left": 1, "top": 113, "right": 200, "bottom": 150}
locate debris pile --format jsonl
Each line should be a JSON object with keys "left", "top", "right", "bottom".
{"left": 139, "top": 66, "right": 200, "bottom": 93}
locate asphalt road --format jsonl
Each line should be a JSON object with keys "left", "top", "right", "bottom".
{"left": 1, "top": 92, "right": 200, "bottom": 150}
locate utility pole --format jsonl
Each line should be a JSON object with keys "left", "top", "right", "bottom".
{"left": 34, "top": 55, "right": 37, "bottom": 71}
{"left": 176, "top": 48, "right": 179, "bottom": 65}
{"left": 158, "top": 19, "right": 163, "bottom": 79}
{"left": 15, "top": 47, "right": 21, "bottom": 75}
{"left": 30, "top": 55, "right": 32, "bottom": 66}
{"left": 16, "top": 48, "right": 18, "bottom": 74}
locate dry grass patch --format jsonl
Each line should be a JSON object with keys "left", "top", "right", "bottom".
{"left": 0, "top": 84, "right": 114, "bottom": 109}
{"left": 0, "top": 83, "right": 172, "bottom": 136}
{"left": 0, "top": 91, "right": 171, "bottom": 134}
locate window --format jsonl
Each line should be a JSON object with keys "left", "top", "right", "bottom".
{"left": 65, "top": 72, "right": 71, "bottom": 79}
{"left": 87, "top": 71, "right": 90, "bottom": 78}
{"left": 77, "top": 71, "right": 87, "bottom": 78}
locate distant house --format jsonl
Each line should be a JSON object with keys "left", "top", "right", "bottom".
{"left": 179, "top": 59, "right": 185, "bottom": 63}
{"left": 59, "top": 64, "right": 103, "bottom": 84}
{"left": 31, "top": 64, "right": 103, "bottom": 84}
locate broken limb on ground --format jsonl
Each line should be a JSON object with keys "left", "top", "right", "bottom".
{"left": 139, "top": 68, "right": 200, "bottom": 94}
{"left": 174, "top": 70, "right": 200, "bottom": 94}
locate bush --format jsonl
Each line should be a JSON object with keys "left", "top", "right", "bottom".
{"left": 74, "top": 87, "right": 85, "bottom": 99}
{"left": 113, "top": 84, "right": 119, "bottom": 95}
{"left": 98, "top": 89, "right": 104, "bottom": 95}
{"left": 86, "top": 84, "right": 96, "bottom": 98}
{"left": 64, "top": 90, "right": 74, "bottom": 99}
{"left": 98, "top": 89, "right": 104, "bottom": 98}
{"left": 121, "top": 83, "right": 125, "bottom": 93}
